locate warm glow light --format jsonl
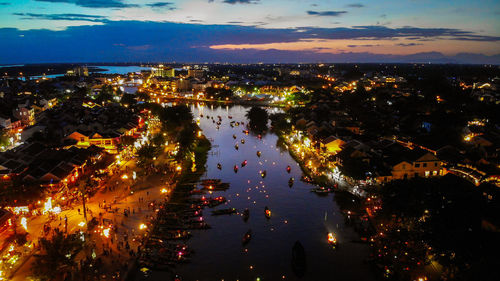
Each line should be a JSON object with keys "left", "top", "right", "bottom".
{"left": 20, "top": 217, "right": 27, "bottom": 231}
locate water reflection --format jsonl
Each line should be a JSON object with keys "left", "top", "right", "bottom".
{"left": 139, "top": 104, "right": 374, "bottom": 281}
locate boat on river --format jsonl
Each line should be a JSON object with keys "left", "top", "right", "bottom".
{"left": 328, "top": 232, "right": 337, "bottom": 248}
{"left": 233, "top": 134, "right": 237, "bottom": 139}
{"left": 264, "top": 206, "right": 271, "bottom": 219}
{"left": 256, "top": 151, "right": 261, "bottom": 157}
{"left": 311, "top": 187, "right": 333, "bottom": 195}
{"left": 235, "top": 144, "right": 239, "bottom": 150}
{"left": 291, "top": 241, "right": 307, "bottom": 278}
{"left": 241, "top": 139, "right": 245, "bottom": 144}
{"left": 287, "top": 165, "right": 291, "bottom": 173}
{"left": 242, "top": 208, "right": 250, "bottom": 222}
{"left": 211, "top": 208, "right": 237, "bottom": 216}
{"left": 217, "top": 163, "right": 222, "bottom": 170}
{"left": 288, "top": 177, "right": 294, "bottom": 187}
{"left": 242, "top": 229, "right": 252, "bottom": 245}
{"left": 234, "top": 165, "right": 238, "bottom": 173}
{"left": 241, "top": 160, "right": 247, "bottom": 167}
{"left": 243, "top": 130, "right": 249, "bottom": 135}
{"left": 260, "top": 170, "right": 267, "bottom": 178}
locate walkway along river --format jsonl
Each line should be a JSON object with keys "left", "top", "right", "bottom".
{"left": 138, "top": 104, "right": 375, "bottom": 281}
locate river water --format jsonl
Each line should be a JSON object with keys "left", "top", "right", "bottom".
{"left": 139, "top": 104, "right": 375, "bottom": 281}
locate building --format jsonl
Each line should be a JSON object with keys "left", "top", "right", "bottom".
{"left": 13, "top": 104, "right": 35, "bottom": 126}
{"left": 188, "top": 69, "right": 205, "bottom": 79}
{"left": 152, "top": 65, "right": 175, "bottom": 78}
{"left": 66, "top": 66, "right": 89, "bottom": 77}
{"left": 320, "top": 136, "right": 345, "bottom": 154}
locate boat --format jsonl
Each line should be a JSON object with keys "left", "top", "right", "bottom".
{"left": 288, "top": 177, "right": 294, "bottom": 187}
{"left": 234, "top": 165, "right": 239, "bottom": 173}
{"left": 256, "top": 151, "right": 261, "bottom": 157}
{"left": 241, "top": 160, "right": 247, "bottom": 167}
{"left": 235, "top": 144, "right": 239, "bottom": 150}
{"left": 260, "top": 170, "right": 267, "bottom": 178}
{"left": 228, "top": 116, "right": 232, "bottom": 119}
{"left": 211, "top": 208, "right": 237, "bottom": 216}
{"left": 241, "top": 139, "right": 245, "bottom": 144}
{"left": 327, "top": 232, "right": 337, "bottom": 247}
{"left": 264, "top": 206, "right": 271, "bottom": 219}
{"left": 311, "top": 187, "right": 332, "bottom": 195}
{"left": 287, "top": 165, "right": 291, "bottom": 173}
{"left": 243, "top": 130, "right": 249, "bottom": 135}
{"left": 235, "top": 122, "right": 239, "bottom": 126}
{"left": 217, "top": 163, "right": 222, "bottom": 170}
{"left": 201, "top": 179, "right": 222, "bottom": 185}
{"left": 242, "top": 208, "right": 250, "bottom": 222}
{"left": 291, "top": 241, "right": 307, "bottom": 278}
{"left": 233, "top": 134, "right": 237, "bottom": 139}
{"left": 257, "top": 134, "right": 262, "bottom": 139}
{"left": 242, "top": 229, "right": 252, "bottom": 245}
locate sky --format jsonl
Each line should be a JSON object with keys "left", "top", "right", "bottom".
{"left": 0, "top": 0, "right": 499, "bottom": 64}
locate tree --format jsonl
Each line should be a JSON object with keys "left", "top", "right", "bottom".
{"left": 0, "top": 130, "right": 10, "bottom": 148}
{"left": 32, "top": 230, "right": 83, "bottom": 281}
{"left": 246, "top": 106, "right": 269, "bottom": 133}
{"left": 120, "top": 93, "right": 137, "bottom": 107}
{"left": 137, "top": 144, "right": 159, "bottom": 165}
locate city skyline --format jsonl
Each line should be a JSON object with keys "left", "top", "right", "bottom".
{"left": 0, "top": 0, "right": 500, "bottom": 63}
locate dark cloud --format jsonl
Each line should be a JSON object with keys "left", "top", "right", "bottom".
{"left": 0, "top": 20, "right": 498, "bottom": 64}
{"left": 347, "top": 3, "right": 364, "bottom": 8}
{"left": 34, "top": 0, "right": 139, "bottom": 8}
{"left": 146, "top": 2, "right": 175, "bottom": 9}
{"left": 307, "top": 10, "right": 348, "bottom": 17}
{"left": 396, "top": 43, "right": 423, "bottom": 47}
{"left": 12, "top": 13, "right": 108, "bottom": 22}
{"left": 0, "top": 2, "right": 11, "bottom": 5}
{"left": 348, "top": 44, "right": 380, "bottom": 47}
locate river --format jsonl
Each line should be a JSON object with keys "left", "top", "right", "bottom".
{"left": 137, "top": 104, "right": 375, "bottom": 281}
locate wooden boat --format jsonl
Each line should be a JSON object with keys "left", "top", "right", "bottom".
{"left": 242, "top": 229, "right": 252, "bottom": 245}
{"left": 242, "top": 208, "right": 250, "bottom": 222}
{"left": 256, "top": 151, "right": 261, "bottom": 157}
{"left": 260, "top": 170, "right": 267, "bottom": 178}
{"left": 241, "top": 139, "right": 245, "bottom": 144}
{"left": 287, "top": 165, "right": 291, "bottom": 173}
{"left": 288, "top": 177, "right": 294, "bottom": 187}
{"left": 233, "top": 134, "right": 237, "bottom": 139}
{"left": 291, "top": 241, "right": 307, "bottom": 278}
{"left": 234, "top": 165, "right": 238, "bottom": 173}
{"left": 311, "top": 187, "right": 332, "bottom": 195}
{"left": 217, "top": 163, "right": 222, "bottom": 170}
{"left": 264, "top": 206, "right": 271, "bottom": 219}
{"left": 211, "top": 208, "right": 237, "bottom": 216}
{"left": 235, "top": 144, "right": 239, "bottom": 150}
{"left": 241, "top": 160, "right": 247, "bottom": 167}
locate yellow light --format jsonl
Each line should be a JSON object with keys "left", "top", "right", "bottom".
{"left": 122, "top": 174, "right": 128, "bottom": 179}
{"left": 139, "top": 223, "right": 147, "bottom": 230}
{"left": 197, "top": 131, "right": 202, "bottom": 137}
{"left": 161, "top": 188, "right": 168, "bottom": 194}
{"left": 78, "top": 221, "right": 86, "bottom": 227}
{"left": 176, "top": 165, "right": 182, "bottom": 171}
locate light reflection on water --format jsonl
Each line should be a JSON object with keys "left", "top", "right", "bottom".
{"left": 140, "top": 104, "right": 375, "bottom": 281}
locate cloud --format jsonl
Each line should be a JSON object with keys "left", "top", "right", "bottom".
{"left": 12, "top": 13, "right": 108, "bottom": 22}
{"left": 34, "top": 0, "right": 139, "bottom": 8}
{"left": 396, "top": 43, "right": 423, "bottom": 47}
{"left": 146, "top": 2, "right": 175, "bottom": 9}
{"left": 307, "top": 10, "right": 348, "bottom": 17}
{"left": 0, "top": 2, "right": 11, "bottom": 5}
{"left": 348, "top": 44, "right": 380, "bottom": 47}
{"left": 347, "top": 3, "right": 364, "bottom": 8}
{"left": 0, "top": 20, "right": 498, "bottom": 64}
{"left": 209, "top": 0, "right": 260, "bottom": 4}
